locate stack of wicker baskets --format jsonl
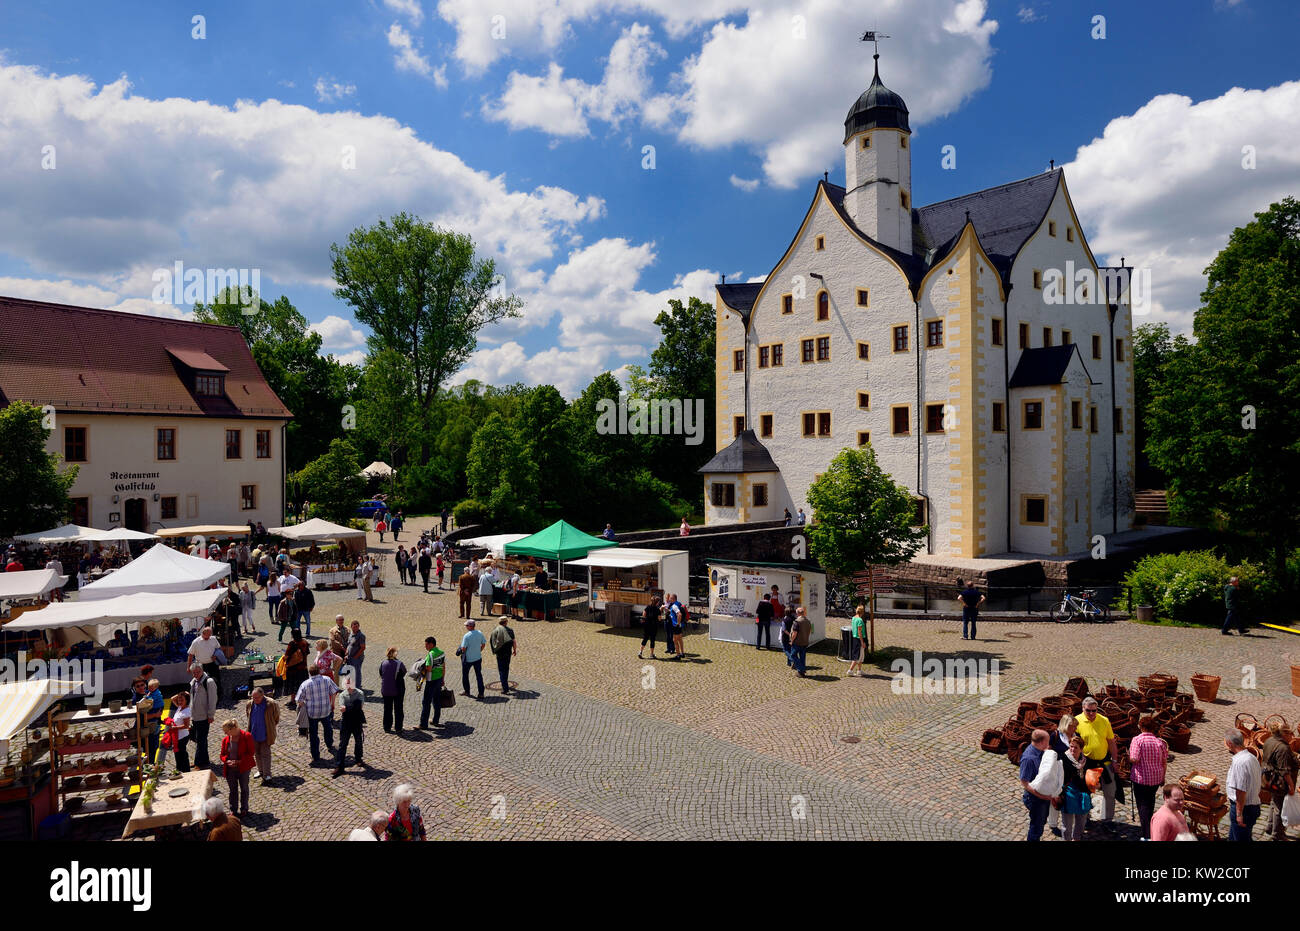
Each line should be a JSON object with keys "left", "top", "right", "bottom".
{"left": 1179, "top": 771, "right": 1229, "bottom": 839}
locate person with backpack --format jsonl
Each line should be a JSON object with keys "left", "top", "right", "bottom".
{"left": 490, "top": 617, "right": 517, "bottom": 694}
{"left": 639, "top": 595, "right": 660, "bottom": 660}
{"left": 294, "top": 583, "right": 315, "bottom": 637}
{"left": 376, "top": 517, "right": 387, "bottom": 543}
{"left": 417, "top": 636, "right": 445, "bottom": 729}
{"left": 667, "top": 593, "right": 686, "bottom": 659}
{"left": 780, "top": 607, "right": 796, "bottom": 667}
{"left": 790, "top": 607, "right": 811, "bottom": 677}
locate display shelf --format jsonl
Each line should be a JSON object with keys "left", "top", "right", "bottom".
{"left": 54, "top": 707, "right": 140, "bottom": 724}
{"left": 55, "top": 739, "right": 136, "bottom": 756}
{"left": 57, "top": 761, "right": 136, "bottom": 778}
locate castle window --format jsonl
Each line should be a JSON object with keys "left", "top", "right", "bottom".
{"left": 758, "top": 346, "right": 769, "bottom": 369}
{"left": 900, "top": 190, "right": 910, "bottom": 210}
{"left": 857, "top": 431, "right": 871, "bottom": 447}
{"left": 892, "top": 325, "right": 909, "bottom": 353}
{"left": 801, "top": 339, "right": 815, "bottom": 363}
{"left": 1021, "top": 496, "right": 1047, "bottom": 526}
{"left": 1062, "top": 329, "right": 1072, "bottom": 345}
{"left": 992, "top": 402, "right": 1006, "bottom": 432}
{"left": 857, "top": 392, "right": 870, "bottom": 410}
{"left": 1071, "top": 400, "right": 1082, "bottom": 430}
{"left": 1115, "top": 338, "right": 1125, "bottom": 362}
{"left": 1042, "top": 327, "right": 1052, "bottom": 347}
{"left": 1066, "top": 227, "right": 1074, "bottom": 242}
{"left": 816, "top": 336, "right": 830, "bottom": 361}
{"left": 1019, "top": 323, "right": 1029, "bottom": 349}
{"left": 911, "top": 498, "right": 925, "bottom": 526}
{"left": 782, "top": 294, "right": 793, "bottom": 315}
{"left": 856, "top": 289, "right": 869, "bottom": 307}
{"left": 802, "top": 412, "right": 815, "bottom": 436}
{"left": 760, "top": 413, "right": 773, "bottom": 438}
{"left": 772, "top": 344, "right": 784, "bottom": 366}
{"left": 815, "top": 236, "right": 825, "bottom": 251}
{"left": 1114, "top": 407, "right": 1124, "bottom": 434}
{"left": 991, "top": 318, "right": 1003, "bottom": 346}
{"left": 1048, "top": 221, "right": 1057, "bottom": 237}
{"left": 753, "top": 484, "right": 768, "bottom": 508}
{"left": 802, "top": 411, "right": 832, "bottom": 438}
{"left": 860, "top": 135, "right": 871, "bottom": 150}
{"left": 900, "top": 135, "right": 908, "bottom": 150}
{"left": 926, "top": 319, "right": 944, "bottom": 348}
{"left": 1033, "top": 270, "right": 1043, "bottom": 290}
{"left": 1090, "top": 406, "right": 1099, "bottom": 434}
{"left": 817, "top": 291, "right": 829, "bottom": 320}
{"left": 891, "top": 405, "right": 911, "bottom": 436}
{"left": 733, "top": 416, "right": 745, "bottom": 437}
{"left": 1092, "top": 334, "right": 1102, "bottom": 360}
{"left": 857, "top": 341, "right": 870, "bottom": 360}
{"left": 733, "top": 350, "right": 745, "bottom": 372}
{"left": 711, "top": 483, "right": 736, "bottom": 508}
{"left": 1023, "top": 401, "right": 1043, "bottom": 430}
{"left": 64, "top": 426, "right": 87, "bottom": 463}
{"left": 925, "top": 404, "right": 946, "bottom": 434}
{"left": 818, "top": 412, "right": 831, "bottom": 436}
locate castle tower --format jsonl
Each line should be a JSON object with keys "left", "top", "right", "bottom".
{"left": 843, "top": 54, "right": 912, "bottom": 254}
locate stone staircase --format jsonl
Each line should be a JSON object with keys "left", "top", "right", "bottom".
{"left": 1134, "top": 489, "right": 1169, "bottom": 525}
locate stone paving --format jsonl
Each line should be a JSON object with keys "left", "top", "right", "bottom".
{"left": 81, "top": 516, "right": 1300, "bottom": 840}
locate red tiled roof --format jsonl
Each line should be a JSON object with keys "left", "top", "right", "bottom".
{"left": 0, "top": 296, "right": 292, "bottom": 419}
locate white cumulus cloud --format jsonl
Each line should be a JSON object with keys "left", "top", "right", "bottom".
{"left": 309, "top": 314, "right": 367, "bottom": 350}
{"left": 314, "top": 76, "right": 357, "bottom": 102}
{"left": 729, "top": 175, "right": 759, "bottom": 192}
{"left": 387, "top": 23, "right": 448, "bottom": 86}
{"left": 383, "top": 0, "right": 425, "bottom": 25}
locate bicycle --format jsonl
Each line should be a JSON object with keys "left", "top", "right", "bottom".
{"left": 1052, "top": 589, "right": 1106, "bottom": 623}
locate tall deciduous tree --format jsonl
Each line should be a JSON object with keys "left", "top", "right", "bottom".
{"left": 1132, "top": 322, "right": 1191, "bottom": 488}
{"left": 1146, "top": 197, "right": 1300, "bottom": 579}
{"left": 291, "top": 438, "right": 365, "bottom": 525}
{"left": 805, "top": 445, "right": 928, "bottom": 585}
{"left": 0, "top": 402, "right": 79, "bottom": 537}
{"left": 330, "top": 215, "right": 521, "bottom": 418}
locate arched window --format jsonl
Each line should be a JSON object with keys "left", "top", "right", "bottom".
{"left": 817, "top": 290, "right": 829, "bottom": 321}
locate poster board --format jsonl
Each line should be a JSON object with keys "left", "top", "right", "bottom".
{"left": 706, "top": 562, "right": 825, "bottom": 646}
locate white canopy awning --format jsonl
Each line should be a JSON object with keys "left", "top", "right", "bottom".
{"left": 3, "top": 588, "right": 227, "bottom": 644}
{"left": 154, "top": 525, "right": 250, "bottom": 539}
{"left": 458, "top": 533, "right": 530, "bottom": 556}
{"left": 79, "top": 543, "right": 230, "bottom": 601}
{"left": 0, "top": 679, "right": 84, "bottom": 741}
{"left": 269, "top": 518, "right": 367, "bottom": 541}
{"left": 568, "top": 548, "right": 686, "bottom": 569}
{"left": 0, "top": 568, "right": 68, "bottom": 601}
{"left": 359, "top": 460, "right": 395, "bottom": 477}
{"left": 11, "top": 524, "right": 157, "bottom": 544}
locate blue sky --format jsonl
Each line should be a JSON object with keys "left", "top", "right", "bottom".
{"left": 0, "top": 0, "right": 1297, "bottom": 395}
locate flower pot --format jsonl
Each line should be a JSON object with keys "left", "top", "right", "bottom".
{"left": 108, "top": 700, "right": 122, "bottom": 713}
{"left": 1190, "top": 674, "right": 1220, "bottom": 703}
{"left": 1135, "top": 605, "right": 1155, "bottom": 622}
{"left": 86, "top": 702, "right": 101, "bottom": 715}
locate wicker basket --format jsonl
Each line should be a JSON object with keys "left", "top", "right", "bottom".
{"left": 1235, "top": 713, "right": 1262, "bottom": 739}
{"left": 1161, "top": 724, "right": 1192, "bottom": 753}
{"left": 980, "top": 729, "right": 1006, "bottom": 753}
{"left": 1103, "top": 679, "right": 1127, "bottom": 699}
{"left": 1063, "top": 676, "right": 1090, "bottom": 698}
{"left": 1190, "top": 673, "right": 1221, "bottom": 703}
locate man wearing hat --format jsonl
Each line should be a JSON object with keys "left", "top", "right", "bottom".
{"left": 457, "top": 619, "right": 487, "bottom": 700}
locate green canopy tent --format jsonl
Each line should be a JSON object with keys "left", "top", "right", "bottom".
{"left": 503, "top": 520, "right": 618, "bottom": 591}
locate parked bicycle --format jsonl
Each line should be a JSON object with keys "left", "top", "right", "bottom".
{"left": 1052, "top": 589, "right": 1107, "bottom": 623}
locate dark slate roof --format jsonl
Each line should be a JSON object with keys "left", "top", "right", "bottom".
{"left": 716, "top": 282, "right": 764, "bottom": 324}
{"left": 698, "top": 430, "right": 781, "bottom": 474}
{"left": 916, "top": 169, "right": 1062, "bottom": 278}
{"left": 1008, "top": 344, "right": 1097, "bottom": 389}
{"left": 844, "top": 58, "right": 910, "bottom": 141}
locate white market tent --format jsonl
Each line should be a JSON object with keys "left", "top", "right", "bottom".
{"left": 3, "top": 588, "right": 228, "bottom": 644}
{"left": 11, "top": 524, "right": 157, "bottom": 544}
{"left": 568, "top": 548, "right": 690, "bottom": 617}
{"left": 458, "top": 533, "right": 530, "bottom": 556}
{"left": 0, "top": 568, "right": 68, "bottom": 602}
{"left": 269, "top": 518, "right": 367, "bottom": 542}
{"left": 359, "top": 461, "right": 395, "bottom": 478}
{"left": 78, "top": 543, "right": 230, "bottom": 602}
{"left": 0, "top": 679, "right": 83, "bottom": 744}
{"left": 154, "top": 525, "right": 250, "bottom": 539}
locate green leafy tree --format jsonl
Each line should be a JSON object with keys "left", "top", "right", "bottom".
{"left": 354, "top": 348, "right": 418, "bottom": 491}
{"left": 806, "top": 446, "right": 928, "bottom": 647}
{"left": 194, "top": 291, "right": 355, "bottom": 471}
{"left": 520, "top": 385, "right": 568, "bottom": 515}
{"left": 1146, "top": 198, "right": 1300, "bottom": 579}
{"left": 330, "top": 215, "right": 522, "bottom": 420}
{"left": 0, "top": 402, "right": 79, "bottom": 538}
{"left": 465, "top": 412, "right": 538, "bottom": 527}
{"left": 1132, "top": 322, "right": 1191, "bottom": 487}
{"left": 291, "top": 438, "right": 365, "bottom": 525}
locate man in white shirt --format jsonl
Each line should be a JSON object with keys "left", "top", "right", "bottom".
{"left": 348, "top": 810, "right": 388, "bottom": 841}
{"left": 1225, "top": 730, "right": 1262, "bottom": 841}
{"left": 280, "top": 571, "right": 301, "bottom": 596}
{"left": 45, "top": 554, "right": 65, "bottom": 602}
{"left": 187, "top": 626, "right": 223, "bottom": 682}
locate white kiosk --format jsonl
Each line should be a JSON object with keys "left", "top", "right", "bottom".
{"left": 706, "top": 561, "right": 826, "bottom": 647}
{"left": 568, "top": 548, "right": 690, "bottom": 617}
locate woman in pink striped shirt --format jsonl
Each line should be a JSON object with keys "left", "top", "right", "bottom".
{"left": 1128, "top": 717, "right": 1169, "bottom": 839}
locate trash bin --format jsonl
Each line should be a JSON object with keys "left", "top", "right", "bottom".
{"left": 838, "top": 625, "right": 861, "bottom": 662}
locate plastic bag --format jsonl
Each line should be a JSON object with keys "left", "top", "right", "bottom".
{"left": 1282, "top": 790, "right": 1300, "bottom": 828}
{"left": 1030, "top": 748, "right": 1063, "bottom": 796}
{"left": 1085, "top": 768, "right": 1102, "bottom": 792}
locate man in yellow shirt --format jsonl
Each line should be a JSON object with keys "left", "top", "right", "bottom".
{"left": 1076, "top": 697, "right": 1120, "bottom": 832}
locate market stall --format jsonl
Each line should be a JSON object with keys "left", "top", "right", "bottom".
{"left": 269, "top": 518, "right": 374, "bottom": 587}
{"left": 502, "top": 521, "right": 615, "bottom": 616}
{"left": 0, "top": 679, "right": 82, "bottom": 839}
{"left": 153, "top": 524, "right": 250, "bottom": 540}
{"left": 568, "top": 548, "right": 689, "bottom": 622}
{"left": 78, "top": 543, "right": 230, "bottom": 601}
{"left": 13, "top": 524, "right": 157, "bottom": 545}
{"left": 0, "top": 568, "right": 68, "bottom": 611}
{"left": 706, "top": 561, "right": 827, "bottom": 647}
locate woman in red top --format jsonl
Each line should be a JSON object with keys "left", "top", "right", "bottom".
{"left": 220, "top": 718, "right": 256, "bottom": 817}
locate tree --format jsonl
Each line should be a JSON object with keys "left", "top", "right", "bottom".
{"left": 805, "top": 446, "right": 928, "bottom": 648}
{"left": 354, "top": 348, "right": 418, "bottom": 493}
{"left": 1131, "top": 323, "right": 1191, "bottom": 487}
{"left": 291, "top": 438, "right": 365, "bottom": 525}
{"left": 0, "top": 402, "right": 79, "bottom": 538}
{"left": 1146, "top": 197, "right": 1300, "bottom": 580}
{"left": 466, "top": 412, "right": 538, "bottom": 527}
{"left": 330, "top": 215, "right": 522, "bottom": 420}
{"left": 194, "top": 291, "right": 355, "bottom": 471}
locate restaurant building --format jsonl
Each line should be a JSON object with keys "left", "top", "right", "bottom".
{"left": 0, "top": 296, "right": 291, "bottom": 532}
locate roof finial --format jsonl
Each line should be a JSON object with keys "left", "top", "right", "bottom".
{"left": 861, "top": 30, "right": 890, "bottom": 80}
{"left": 721, "top": 273, "right": 726, "bottom": 284}
{"left": 823, "top": 170, "right": 828, "bottom": 183}
{"left": 1049, "top": 158, "right": 1055, "bottom": 170}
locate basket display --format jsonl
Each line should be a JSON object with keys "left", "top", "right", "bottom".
{"left": 1063, "top": 677, "right": 1090, "bottom": 698}
{"left": 1190, "top": 673, "right": 1221, "bottom": 703}
{"left": 980, "top": 729, "right": 1005, "bottom": 753}
{"left": 1161, "top": 724, "right": 1192, "bottom": 753}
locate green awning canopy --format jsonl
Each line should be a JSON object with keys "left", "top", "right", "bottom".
{"left": 503, "top": 520, "right": 619, "bottom": 562}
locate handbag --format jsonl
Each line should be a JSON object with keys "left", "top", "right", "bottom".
{"left": 440, "top": 687, "right": 456, "bottom": 708}
{"left": 294, "top": 702, "right": 309, "bottom": 729}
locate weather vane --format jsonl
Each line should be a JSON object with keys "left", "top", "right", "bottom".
{"left": 861, "top": 30, "right": 890, "bottom": 57}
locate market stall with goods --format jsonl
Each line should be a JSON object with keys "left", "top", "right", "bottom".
{"left": 0, "top": 569, "right": 68, "bottom": 625}
{"left": 78, "top": 543, "right": 231, "bottom": 601}
{"left": 706, "top": 561, "right": 827, "bottom": 646}
{"left": 268, "top": 518, "right": 375, "bottom": 588}
{"left": 0, "top": 678, "right": 83, "bottom": 840}
{"left": 502, "top": 520, "right": 615, "bottom": 616}
{"left": 568, "top": 548, "right": 690, "bottom": 628}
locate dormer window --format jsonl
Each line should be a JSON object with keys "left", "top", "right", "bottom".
{"left": 195, "top": 373, "right": 225, "bottom": 396}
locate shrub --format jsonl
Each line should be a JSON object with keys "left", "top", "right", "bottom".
{"left": 453, "top": 498, "right": 490, "bottom": 528}
{"left": 1123, "top": 549, "right": 1273, "bottom": 624}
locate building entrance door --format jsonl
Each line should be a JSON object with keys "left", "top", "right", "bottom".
{"left": 124, "top": 498, "right": 147, "bottom": 532}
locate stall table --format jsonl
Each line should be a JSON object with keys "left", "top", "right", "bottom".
{"left": 121, "top": 769, "right": 215, "bottom": 838}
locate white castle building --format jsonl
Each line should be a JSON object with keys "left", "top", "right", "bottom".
{"left": 702, "top": 55, "right": 1135, "bottom": 558}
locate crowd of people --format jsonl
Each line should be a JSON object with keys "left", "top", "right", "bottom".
{"left": 1018, "top": 699, "right": 1299, "bottom": 842}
